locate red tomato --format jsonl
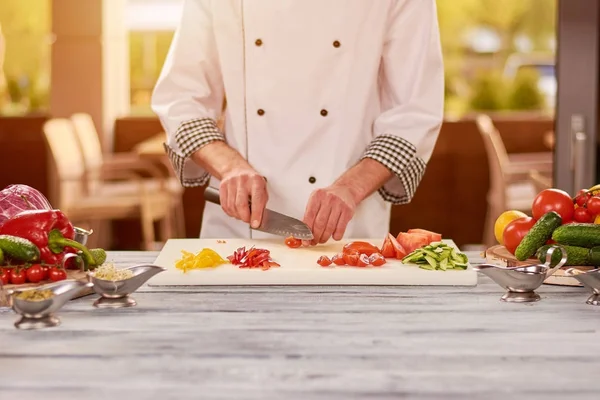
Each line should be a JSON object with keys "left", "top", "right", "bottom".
{"left": 396, "top": 232, "right": 429, "bottom": 254}
{"left": 0, "top": 268, "right": 9, "bottom": 285}
{"left": 369, "top": 253, "right": 386, "bottom": 267}
{"left": 586, "top": 196, "right": 600, "bottom": 216}
{"left": 343, "top": 252, "right": 359, "bottom": 266}
{"left": 284, "top": 236, "right": 302, "bottom": 248}
{"left": 407, "top": 229, "right": 441, "bottom": 242}
{"left": 343, "top": 241, "right": 380, "bottom": 256}
{"left": 10, "top": 269, "right": 26, "bottom": 285}
{"left": 25, "top": 265, "right": 43, "bottom": 283}
{"left": 574, "top": 207, "right": 594, "bottom": 223}
{"left": 40, "top": 265, "right": 49, "bottom": 280}
{"left": 389, "top": 234, "right": 408, "bottom": 259}
{"left": 575, "top": 190, "right": 591, "bottom": 207}
{"left": 380, "top": 236, "right": 397, "bottom": 258}
{"left": 356, "top": 254, "right": 370, "bottom": 267}
{"left": 49, "top": 267, "right": 67, "bottom": 282}
{"left": 331, "top": 253, "right": 346, "bottom": 266}
{"left": 531, "top": 189, "right": 574, "bottom": 222}
{"left": 317, "top": 256, "right": 332, "bottom": 267}
{"left": 503, "top": 217, "right": 536, "bottom": 255}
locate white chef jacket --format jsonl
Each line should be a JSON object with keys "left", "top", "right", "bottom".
{"left": 152, "top": 0, "right": 444, "bottom": 240}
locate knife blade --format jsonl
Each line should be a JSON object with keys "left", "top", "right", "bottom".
{"left": 203, "top": 186, "right": 314, "bottom": 240}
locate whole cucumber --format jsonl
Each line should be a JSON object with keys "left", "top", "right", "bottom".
{"left": 536, "top": 244, "right": 600, "bottom": 266}
{"left": 552, "top": 223, "right": 600, "bottom": 248}
{"left": 515, "top": 211, "right": 562, "bottom": 261}
{"left": 0, "top": 235, "right": 40, "bottom": 262}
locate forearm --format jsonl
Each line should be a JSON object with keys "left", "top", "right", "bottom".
{"left": 191, "top": 141, "right": 252, "bottom": 180}
{"left": 332, "top": 158, "right": 393, "bottom": 204}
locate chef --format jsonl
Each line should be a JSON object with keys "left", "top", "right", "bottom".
{"left": 152, "top": 0, "right": 444, "bottom": 244}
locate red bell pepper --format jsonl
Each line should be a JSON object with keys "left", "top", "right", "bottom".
{"left": 0, "top": 209, "right": 89, "bottom": 266}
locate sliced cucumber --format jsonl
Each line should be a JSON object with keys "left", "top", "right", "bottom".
{"left": 402, "top": 243, "right": 469, "bottom": 271}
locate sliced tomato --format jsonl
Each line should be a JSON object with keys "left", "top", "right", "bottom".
{"left": 407, "top": 229, "right": 441, "bottom": 243}
{"left": 369, "top": 253, "right": 386, "bottom": 267}
{"left": 331, "top": 253, "right": 346, "bottom": 265}
{"left": 380, "top": 235, "right": 397, "bottom": 258}
{"left": 343, "top": 252, "right": 359, "bottom": 266}
{"left": 397, "top": 232, "right": 430, "bottom": 254}
{"left": 357, "top": 254, "right": 370, "bottom": 267}
{"left": 285, "top": 236, "right": 302, "bottom": 248}
{"left": 343, "top": 241, "right": 380, "bottom": 256}
{"left": 388, "top": 234, "right": 407, "bottom": 259}
{"left": 317, "top": 256, "right": 332, "bottom": 267}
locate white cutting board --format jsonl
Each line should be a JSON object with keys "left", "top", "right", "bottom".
{"left": 148, "top": 238, "right": 477, "bottom": 286}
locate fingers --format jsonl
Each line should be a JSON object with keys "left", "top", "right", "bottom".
{"left": 234, "top": 185, "right": 251, "bottom": 223}
{"left": 320, "top": 207, "right": 342, "bottom": 244}
{"left": 332, "top": 208, "right": 352, "bottom": 241}
{"left": 303, "top": 191, "right": 322, "bottom": 246}
{"left": 250, "top": 176, "right": 268, "bottom": 228}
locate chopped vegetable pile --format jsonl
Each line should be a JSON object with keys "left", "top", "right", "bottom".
{"left": 13, "top": 289, "right": 54, "bottom": 301}
{"left": 175, "top": 249, "right": 229, "bottom": 273}
{"left": 92, "top": 263, "right": 134, "bottom": 281}
{"left": 401, "top": 242, "right": 468, "bottom": 271}
{"left": 227, "top": 247, "right": 280, "bottom": 270}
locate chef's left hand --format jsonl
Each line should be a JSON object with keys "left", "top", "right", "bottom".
{"left": 303, "top": 184, "right": 357, "bottom": 245}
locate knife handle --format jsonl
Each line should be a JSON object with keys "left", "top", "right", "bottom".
{"left": 204, "top": 186, "right": 222, "bottom": 205}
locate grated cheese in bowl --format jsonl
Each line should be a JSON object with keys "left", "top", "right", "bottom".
{"left": 91, "top": 262, "right": 134, "bottom": 281}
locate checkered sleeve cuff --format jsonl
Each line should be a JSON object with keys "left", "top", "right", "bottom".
{"left": 360, "top": 134, "right": 427, "bottom": 205}
{"left": 163, "top": 117, "right": 225, "bottom": 187}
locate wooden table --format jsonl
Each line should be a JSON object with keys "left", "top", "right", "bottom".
{"left": 1, "top": 251, "right": 600, "bottom": 399}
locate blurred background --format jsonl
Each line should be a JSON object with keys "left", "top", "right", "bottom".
{"left": 0, "top": 0, "right": 574, "bottom": 250}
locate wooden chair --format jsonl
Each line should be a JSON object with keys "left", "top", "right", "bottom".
{"left": 42, "top": 118, "right": 174, "bottom": 250}
{"left": 529, "top": 170, "right": 553, "bottom": 193}
{"left": 69, "top": 112, "right": 186, "bottom": 238}
{"left": 475, "top": 114, "right": 554, "bottom": 247}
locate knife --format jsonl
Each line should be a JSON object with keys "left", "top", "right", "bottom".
{"left": 203, "top": 186, "right": 314, "bottom": 240}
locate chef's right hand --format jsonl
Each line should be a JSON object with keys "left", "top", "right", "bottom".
{"left": 219, "top": 168, "right": 268, "bottom": 228}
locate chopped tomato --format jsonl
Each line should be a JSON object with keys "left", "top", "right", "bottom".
{"left": 285, "top": 236, "right": 302, "bottom": 248}
{"left": 357, "top": 254, "right": 370, "bottom": 267}
{"left": 331, "top": 253, "right": 346, "bottom": 265}
{"left": 407, "top": 229, "right": 442, "bottom": 242}
{"left": 380, "top": 235, "right": 396, "bottom": 258}
{"left": 317, "top": 256, "right": 333, "bottom": 267}
{"left": 388, "top": 234, "right": 407, "bottom": 259}
{"left": 343, "top": 252, "right": 359, "bottom": 266}
{"left": 369, "top": 253, "right": 386, "bottom": 267}
{"left": 343, "top": 241, "right": 380, "bottom": 256}
{"left": 397, "top": 232, "right": 430, "bottom": 254}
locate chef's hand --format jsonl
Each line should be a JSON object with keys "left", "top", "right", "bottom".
{"left": 303, "top": 184, "right": 357, "bottom": 245}
{"left": 219, "top": 168, "right": 268, "bottom": 228}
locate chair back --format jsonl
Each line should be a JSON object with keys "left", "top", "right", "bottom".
{"left": 70, "top": 113, "right": 104, "bottom": 194}
{"left": 475, "top": 114, "right": 509, "bottom": 209}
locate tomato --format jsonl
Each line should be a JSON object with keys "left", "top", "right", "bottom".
{"left": 356, "top": 254, "right": 370, "bottom": 267}
{"left": 343, "top": 252, "right": 359, "bottom": 266}
{"left": 575, "top": 190, "right": 591, "bottom": 207}
{"left": 407, "top": 229, "right": 442, "bottom": 242}
{"left": 369, "top": 253, "right": 386, "bottom": 267}
{"left": 25, "top": 264, "right": 43, "bottom": 283}
{"left": 380, "top": 236, "right": 397, "bottom": 258}
{"left": 586, "top": 196, "right": 600, "bottom": 216}
{"left": 574, "top": 207, "right": 594, "bottom": 223}
{"left": 343, "top": 241, "right": 380, "bottom": 256}
{"left": 397, "top": 232, "right": 429, "bottom": 254}
{"left": 331, "top": 253, "right": 346, "bottom": 265}
{"left": 317, "top": 256, "right": 332, "bottom": 267}
{"left": 40, "top": 265, "right": 49, "bottom": 280}
{"left": 502, "top": 216, "right": 536, "bottom": 255}
{"left": 9, "top": 269, "right": 26, "bottom": 285}
{"left": 494, "top": 210, "right": 528, "bottom": 244}
{"left": 0, "top": 268, "right": 9, "bottom": 285}
{"left": 284, "top": 236, "right": 302, "bottom": 248}
{"left": 49, "top": 267, "right": 67, "bottom": 282}
{"left": 531, "top": 188, "right": 574, "bottom": 222}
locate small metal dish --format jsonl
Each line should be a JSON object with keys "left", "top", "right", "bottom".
{"left": 7, "top": 280, "right": 93, "bottom": 330}
{"left": 564, "top": 268, "right": 600, "bottom": 305}
{"left": 474, "top": 245, "right": 567, "bottom": 303}
{"left": 87, "top": 264, "right": 166, "bottom": 308}
{"left": 73, "top": 227, "right": 93, "bottom": 246}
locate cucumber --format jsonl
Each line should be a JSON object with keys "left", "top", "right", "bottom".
{"left": 552, "top": 223, "right": 600, "bottom": 248}
{"left": 536, "top": 244, "right": 600, "bottom": 266}
{"left": 0, "top": 235, "right": 40, "bottom": 262}
{"left": 515, "top": 211, "right": 563, "bottom": 261}
{"left": 401, "top": 243, "right": 469, "bottom": 271}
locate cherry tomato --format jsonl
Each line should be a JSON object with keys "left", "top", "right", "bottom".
{"left": 503, "top": 217, "right": 536, "bottom": 255}
{"left": 284, "top": 236, "right": 302, "bottom": 248}
{"left": 10, "top": 269, "right": 26, "bottom": 285}
{"left": 49, "top": 267, "right": 67, "bottom": 282}
{"left": 369, "top": 253, "right": 386, "bottom": 267}
{"left": 343, "top": 241, "right": 380, "bottom": 256}
{"left": 25, "top": 265, "right": 43, "bottom": 283}
{"left": 574, "top": 207, "right": 594, "bottom": 223}
{"left": 343, "top": 252, "right": 359, "bottom": 266}
{"left": 532, "top": 189, "right": 574, "bottom": 222}
{"left": 40, "top": 265, "right": 49, "bottom": 280}
{"left": 356, "top": 254, "right": 370, "bottom": 267}
{"left": 0, "top": 268, "right": 9, "bottom": 285}
{"left": 575, "top": 190, "right": 591, "bottom": 207}
{"left": 331, "top": 253, "right": 346, "bottom": 266}
{"left": 586, "top": 196, "right": 600, "bottom": 216}
{"left": 317, "top": 256, "right": 332, "bottom": 267}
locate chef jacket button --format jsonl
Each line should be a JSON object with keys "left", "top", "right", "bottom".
{"left": 320, "top": 109, "right": 328, "bottom": 117}
{"left": 257, "top": 109, "right": 265, "bottom": 116}
{"left": 308, "top": 176, "right": 316, "bottom": 184}
{"left": 333, "top": 40, "right": 341, "bottom": 48}
{"left": 255, "top": 39, "right": 263, "bottom": 46}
